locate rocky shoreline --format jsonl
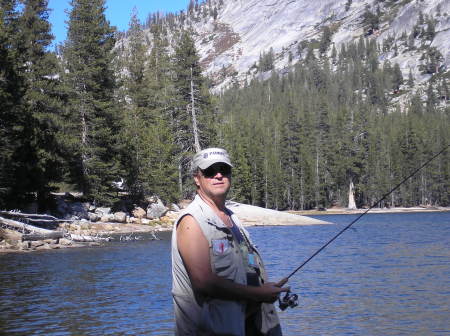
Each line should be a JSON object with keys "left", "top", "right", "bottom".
{"left": 1, "top": 202, "right": 448, "bottom": 254}
{"left": 0, "top": 211, "right": 175, "bottom": 253}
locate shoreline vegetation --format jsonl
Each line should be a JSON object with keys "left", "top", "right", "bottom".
{"left": 1, "top": 203, "right": 449, "bottom": 254}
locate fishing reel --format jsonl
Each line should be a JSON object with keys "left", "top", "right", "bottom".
{"left": 278, "top": 291, "right": 298, "bottom": 311}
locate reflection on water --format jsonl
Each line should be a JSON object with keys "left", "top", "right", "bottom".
{"left": 1, "top": 213, "right": 449, "bottom": 335}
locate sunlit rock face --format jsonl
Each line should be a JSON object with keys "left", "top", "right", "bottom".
{"left": 120, "top": 0, "right": 448, "bottom": 93}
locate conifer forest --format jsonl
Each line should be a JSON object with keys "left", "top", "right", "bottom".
{"left": 1, "top": 0, "right": 449, "bottom": 212}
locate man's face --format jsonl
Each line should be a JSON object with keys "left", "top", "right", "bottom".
{"left": 194, "top": 163, "right": 232, "bottom": 199}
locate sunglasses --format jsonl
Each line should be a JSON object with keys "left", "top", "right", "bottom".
{"left": 201, "top": 164, "right": 232, "bottom": 178}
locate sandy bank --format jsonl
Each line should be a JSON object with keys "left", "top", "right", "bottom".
{"left": 288, "top": 206, "right": 450, "bottom": 216}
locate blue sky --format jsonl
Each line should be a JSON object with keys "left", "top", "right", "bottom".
{"left": 48, "top": 0, "right": 190, "bottom": 46}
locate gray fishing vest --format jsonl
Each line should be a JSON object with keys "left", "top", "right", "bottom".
{"left": 171, "top": 195, "right": 282, "bottom": 336}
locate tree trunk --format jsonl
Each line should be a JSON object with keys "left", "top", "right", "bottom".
{"left": 190, "top": 67, "right": 201, "bottom": 152}
{"left": 69, "top": 234, "right": 110, "bottom": 242}
{"left": 348, "top": 179, "right": 357, "bottom": 209}
{"left": 299, "top": 166, "right": 304, "bottom": 210}
{"left": 22, "top": 232, "right": 64, "bottom": 241}
{"left": 315, "top": 149, "right": 320, "bottom": 208}
{"left": 178, "top": 161, "right": 183, "bottom": 196}
{"left": 264, "top": 158, "right": 268, "bottom": 208}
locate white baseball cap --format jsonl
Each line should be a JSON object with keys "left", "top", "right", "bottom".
{"left": 192, "top": 148, "right": 233, "bottom": 171}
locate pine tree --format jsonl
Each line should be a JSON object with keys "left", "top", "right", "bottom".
{"left": 281, "top": 101, "right": 301, "bottom": 209}
{"left": 117, "top": 17, "right": 178, "bottom": 203}
{"left": 319, "top": 26, "right": 332, "bottom": 55}
{"left": 61, "top": 0, "right": 120, "bottom": 205}
{"left": 0, "top": 0, "right": 24, "bottom": 208}
{"left": 420, "top": 47, "right": 444, "bottom": 74}
{"left": 407, "top": 68, "right": 414, "bottom": 87}
{"left": 171, "top": 29, "right": 215, "bottom": 197}
{"left": 14, "top": 0, "right": 65, "bottom": 210}
{"left": 117, "top": 9, "right": 151, "bottom": 200}
{"left": 425, "top": 81, "right": 437, "bottom": 114}
{"left": 392, "top": 63, "right": 403, "bottom": 92}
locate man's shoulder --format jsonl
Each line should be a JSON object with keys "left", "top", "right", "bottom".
{"left": 182, "top": 197, "right": 201, "bottom": 213}
{"left": 176, "top": 197, "right": 201, "bottom": 221}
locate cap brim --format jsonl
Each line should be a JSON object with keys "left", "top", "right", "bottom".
{"left": 198, "top": 159, "right": 233, "bottom": 170}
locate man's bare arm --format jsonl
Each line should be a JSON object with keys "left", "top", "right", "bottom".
{"left": 177, "top": 215, "right": 289, "bottom": 303}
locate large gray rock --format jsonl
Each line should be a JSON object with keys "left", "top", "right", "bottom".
{"left": 88, "top": 212, "right": 100, "bottom": 222}
{"left": 95, "top": 207, "right": 111, "bottom": 216}
{"left": 147, "top": 203, "right": 168, "bottom": 220}
{"left": 170, "top": 203, "right": 181, "bottom": 212}
{"left": 226, "top": 201, "right": 331, "bottom": 226}
{"left": 100, "top": 214, "right": 114, "bottom": 222}
{"left": 113, "top": 212, "right": 127, "bottom": 223}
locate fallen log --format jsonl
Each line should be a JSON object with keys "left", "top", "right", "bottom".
{"left": 0, "top": 211, "right": 60, "bottom": 220}
{"left": 22, "top": 232, "right": 64, "bottom": 241}
{"left": 1, "top": 215, "right": 110, "bottom": 243}
{"left": 0, "top": 216, "right": 55, "bottom": 234}
{"left": 0, "top": 211, "right": 73, "bottom": 223}
{"left": 69, "top": 234, "right": 110, "bottom": 242}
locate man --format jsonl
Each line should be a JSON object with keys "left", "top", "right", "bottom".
{"left": 171, "top": 147, "right": 289, "bottom": 335}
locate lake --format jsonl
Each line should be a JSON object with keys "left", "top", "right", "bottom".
{"left": 1, "top": 212, "right": 449, "bottom": 335}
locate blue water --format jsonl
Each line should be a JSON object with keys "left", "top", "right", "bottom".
{"left": 1, "top": 212, "right": 449, "bottom": 335}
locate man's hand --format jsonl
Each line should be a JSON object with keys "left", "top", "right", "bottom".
{"left": 276, "top": 277, "right": 289, "bottom": 287}
{"left": 255, "top": 282, "right": 290, "bottom": 303}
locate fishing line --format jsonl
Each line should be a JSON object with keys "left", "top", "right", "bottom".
{"left": 285, "top": 143, "right": 449, "bottom": 280}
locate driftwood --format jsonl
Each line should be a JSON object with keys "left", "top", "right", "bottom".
{"left": 0, "top": 216, "right": 55, "bottom": 234}
{"left": 69, "top": 234, "right": 110, "bottom": 242}
{"left": 0, "top": 211, "right": 72, "bottom": 222}
{"left": 22, "top": 232, "right": 64, "bottom": 241}
{"left": 0, "top": 215, "right": 108, "bottom": 243}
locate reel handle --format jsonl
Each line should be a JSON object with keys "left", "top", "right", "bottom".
{"left": 278, "top": 291, "right": 299, "bottom": 311}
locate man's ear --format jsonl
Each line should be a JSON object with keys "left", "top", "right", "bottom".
{"left": 194, "top": 175, "right": 200, "bottom": 188}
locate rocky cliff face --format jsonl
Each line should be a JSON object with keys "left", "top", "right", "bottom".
{"left": 137, "top": 0, "right": 449, "bottom": 93}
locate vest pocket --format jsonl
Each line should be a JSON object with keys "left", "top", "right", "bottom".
{"left": 211, "top": 240, "right": 237, "bottom": 278}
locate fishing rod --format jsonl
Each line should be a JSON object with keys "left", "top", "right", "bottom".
{"left": 278, "top": 144, "right": 449, "bottom": 310}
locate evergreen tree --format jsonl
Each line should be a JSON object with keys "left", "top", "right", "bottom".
{"left": 420, "top": 47, "right": 444, "bottom": 74}
{"left": 425, "top": 81, "right": 437, "bottom": 114}
{"left": 281, "top": 101, "right": 301, "bottom": 209}
{"left": 117, "top": 9, "right": 151, "bottom": 200}
{"left": 392, "top": 63, "right": 403, "bottom": 92}
{"left": 171, "top": 29, "right": 215, "bottom": 197}
{"left": 362, "top": 5, "right": 380, "bottom": 32}
{"left": 258, "top": 48, "right": 275, "bottom": 72}
{"left": 345, "top": 0, "right": 352, "bottom": 11}
{"left": 0, "top": 0, "right": 24, "bottom": 208}
{"left": 61, "top": 0, "right": 120, "bottom": 205}
{"left": 319, "top": 26, "right": 332, "bottom": 55}
{"left": 14, "top": 0, "right": 65, "bottom": 210}
{"left": 0, "top": 0, "right": 63, "bottom": 209}
{"left": 144, "top": 22, "right": 178, "bottom": 202}
{"left": 407, "top": 68, "right": 414, "bottom": 87}
{"left": 425, "top": 17, "right": 436, "bottom": 40}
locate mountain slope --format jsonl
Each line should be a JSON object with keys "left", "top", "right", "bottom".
{"left": 171, "top": 0, "right": 449, "bottom": 93}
